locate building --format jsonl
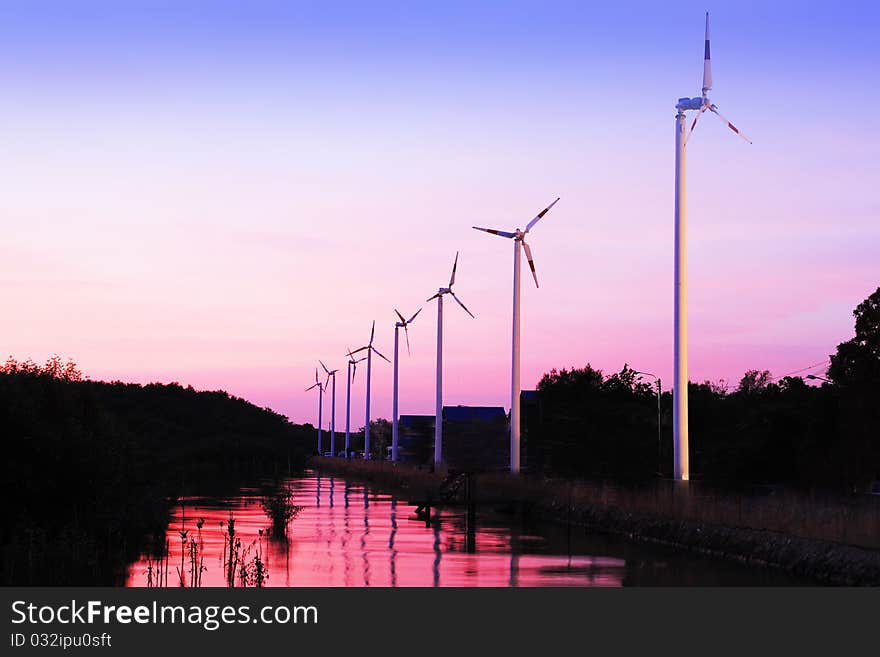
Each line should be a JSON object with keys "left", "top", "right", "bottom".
{"left": 520, "top": 390, "right": 540, "bottom": 473}
{"left": 397, "top": 415, "right": 435, "bottom": 466}
{"left": 442, "top": 405, "right": 508, "bottom": 472}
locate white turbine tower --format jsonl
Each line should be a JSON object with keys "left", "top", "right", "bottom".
{"left": 344, "top": 349, "right": 367, "bottom": 458}
{"left": 391, "top": 307, "right": 422, "bottom": 463}
{"left": 426, "top": 252, "right": 475, "bottom": 467}
{"left": 473, "top": 197, "right": 560, "bottom": 474}
{"left": 673, "top": 13, "right": 751, "bottom": 480}
{"left": 350, "top": 321, "right": 390, "bottom": 460}
{"left": 319, "top": 360, "right": 339, "bottom": 457}
{"left": 305, "top": 367, "right": 329, "bottom": 455}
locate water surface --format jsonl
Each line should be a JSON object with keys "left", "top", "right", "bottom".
{"left": 127, "top": 470, "right": 806, "bottom": 587}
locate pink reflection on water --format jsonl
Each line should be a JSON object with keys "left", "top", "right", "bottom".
{"left": 126, "top": 472, "right": 625, "bottom": 587}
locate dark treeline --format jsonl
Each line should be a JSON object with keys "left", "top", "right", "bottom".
{"left": 0, "top": 363, "right": 313, "bottom": 585}
{"left": 527, "top": 287, "right": 880, "bottom": 492}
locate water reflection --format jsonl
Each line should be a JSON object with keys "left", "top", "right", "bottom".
{"left": 389, "top": 497, "right": 398, "bottom": 588}
{"left": 127, "top": 470, "right": 805, "bottom": 587}
{"left": 432, "top": 514, "right": 441, "bottom": 587}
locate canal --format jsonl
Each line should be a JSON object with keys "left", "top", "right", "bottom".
{"left": 127, "top": 470, "right": 807, "bottom": 586}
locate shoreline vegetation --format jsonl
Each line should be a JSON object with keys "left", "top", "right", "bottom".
{"left": 0, "top": 363, "right": 313, "bottom": 586}
{"left": 310, "top": 457, "right": 880, "bottom": 586}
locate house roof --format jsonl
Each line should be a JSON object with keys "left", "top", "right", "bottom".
{"left": 442, "top": 405, "right": 506, "bottom": 421}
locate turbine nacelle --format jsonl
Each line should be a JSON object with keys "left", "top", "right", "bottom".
{"left": 676, "top": 97, "right": 704, "bottom": 111}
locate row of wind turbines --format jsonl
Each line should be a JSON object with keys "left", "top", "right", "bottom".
{"left": 307, "top": 191, "right": 557, "bottom": 476}
{"left": 307, "top": 13, "right": 750, "bottom": 480}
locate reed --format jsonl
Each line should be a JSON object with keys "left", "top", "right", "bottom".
{"left": 261, "top": 487, "right": 303, "bottom": 534}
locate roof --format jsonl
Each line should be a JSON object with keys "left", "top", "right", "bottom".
{"left": 442, "top": 405, "right": 506, "bottom": 422}
{"left": 398, "top": 414, "right": 435, "bottom": 427}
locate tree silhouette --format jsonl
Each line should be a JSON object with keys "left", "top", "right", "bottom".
{"left": 826, "top": 286, "right": 880, "bottom": 490}
{"left": 828, "top": 287, "right": 880, "bottom": 387}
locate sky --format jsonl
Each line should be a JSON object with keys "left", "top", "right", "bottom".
{"left": 1, "top": 0, "right": 878, "bottom": 427}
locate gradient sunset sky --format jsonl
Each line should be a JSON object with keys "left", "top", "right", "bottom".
{"left": 2, "top": 0, "right": 877, "bottom": 426}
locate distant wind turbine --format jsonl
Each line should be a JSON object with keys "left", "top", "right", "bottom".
{"left": 319, "top": 360, "right": 339, "bottom": 457}
{"left": 305, "top": 367, "right": 329, "bottom": 454}
{"left": 426, "top": 252, "right": 475, "bottom": 466}
{"left": 673, "top": 13, "right": 751, "bottom": 480}
{"left": 391, "top": 307, "right": 422, "bottom": 462}
{"left": 350, "top": 321, "right": 390, "bottom": 459}
{"left": 344, "top": 348, "right": 367, "bottom": 458}
{"left": 473, "top": 197, "right": 560, "bottom": 474}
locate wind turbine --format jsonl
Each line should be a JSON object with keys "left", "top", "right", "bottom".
{"left": 320, "top": 360, "right": 339, "bottom": 457}
{"left": 426, "top": 252, "right": 475, "bottom": 467}
{"left": 473, "top": 197, "right": 560, "bottom": 474}
{"left": 350, "top": 321, "right": 390, "bottom": 460}
{"left": 391, "top": 307, "right": 422, "bottom": 462}
{"left": 344, "top": 349, "right": 367, "bottom": 459}
{"left": 305, "top": 367, "right": 329, "bottom": 455}
{"left": 673, "top": 13, "right": 751, "bottom": 480}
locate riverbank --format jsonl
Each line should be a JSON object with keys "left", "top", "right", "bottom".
{"left": 310, "top": 457, "right": 880, "bottom": 585}
{"left": 0, "top": 371, "right": 315, "bottom": 585}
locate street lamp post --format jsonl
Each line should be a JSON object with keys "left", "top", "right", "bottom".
{"left": 806, "top": 374, "right": 831, "bottom": 384}
{"left": 634, "top": 370, "right": 663, "bottom": 476}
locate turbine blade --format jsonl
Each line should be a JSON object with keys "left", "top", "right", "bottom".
{"left": 426, "top": 292, "right": 441, "bottom": 302}
{"left": 349, "top": 345, "right": 369, "bottom": 355}
{"left": 305, "top": 383, "right": 318, "bottom": 391}
{"left": 472, "top": 226, "right": 516, "bottom": 239}
{"left": 449, "top": 251, "right": 459, "bottom": 287}
{"left": 407, "top": 307, "right": 422, "bottom": 324}
{"left": 450, "top": 291, "right": 475, "bottom": 318}
{"left": 372, "top": 346, "right": 391, "bottom": 363}
{"left": 521, "top": 240, "right": 539, "bottom": 288}
{"left": 315, "top": 367, "right": 319, "bottom": 383}
{"left": 686, "top": 105, "right": 708, "bottom": 143}
{"left": 369, "top": 320, "right": 375, "bottom": 345}
{"left": 319, "top": 360, "right": 330, "bottom": 375}
{"left": 525, "top": 197, "right": 560, "bottom": 233}
{"left": 702, "top": 12, "right": 712, "bottom": 94}
{"left": 351, "top": 362, "right": 357, "bottom": 382}
{"left": 394, "top": 308, "right": 406, "bottom": 324}
{"left": 708, "top": 104, "right": 752, "bottom": 144}
{"left": 324, "top": 373, "right": 331, "bottom": 390}
{"left": 404, "top": 324, "right": 411, "bottom": 356}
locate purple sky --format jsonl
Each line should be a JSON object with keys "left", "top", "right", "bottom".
{"left": 1, "top": 1, "right": 877, "bottom": 426}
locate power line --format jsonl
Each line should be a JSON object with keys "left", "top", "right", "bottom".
{"left": 775, "top": 359, "right": 830, "bottom": 380}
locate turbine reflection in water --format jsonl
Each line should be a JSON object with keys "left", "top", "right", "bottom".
{"left": 126, "top": 471, "right": 806, "bottom": 587}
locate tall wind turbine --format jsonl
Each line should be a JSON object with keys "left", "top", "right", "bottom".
{"left": 320, "top": 361, "right": 339, "bottom": 457}
{"left": 673, "top": 13, "right": 751, "bottom": 480}
{"left": 426, "top": 252, "right": 475, "bottom": 467}
{"left": 473, "top": 197, "right": 560, "bottom": 474}
{"left": 391, "top": 307, "right": 422, "bottom": 462}
{"left": 350, "top": 321, "right": 390, "bottom": 460}
{"left": 344, "top": 349, "right": 367, "bottom": 458}
{"left": 305, "top": 367, "right": 329, "bottom": 454}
